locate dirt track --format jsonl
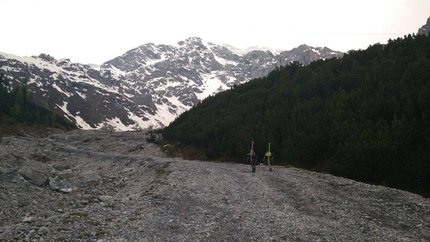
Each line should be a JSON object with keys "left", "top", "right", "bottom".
{"left": 1, "top": 130, "right": 429, "bottom": 241}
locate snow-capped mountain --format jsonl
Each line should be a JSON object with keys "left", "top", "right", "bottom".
{"left": 0, "top": 37, "right": 343, "bottom": 131}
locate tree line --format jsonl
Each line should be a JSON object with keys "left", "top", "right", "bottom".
{"left": 161, "top": 34, "right": 430, "bottom": 197}
{"left": 0, "top": 73, "right": 76, "bottom": 131}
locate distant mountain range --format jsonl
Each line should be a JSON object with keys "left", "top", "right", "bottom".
{"left": 0, "top": 37, "right": 345, "bottom": 131}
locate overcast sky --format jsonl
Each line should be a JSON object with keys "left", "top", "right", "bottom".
{"left": 1, "top": 0, "right": 429, "bottom": 64}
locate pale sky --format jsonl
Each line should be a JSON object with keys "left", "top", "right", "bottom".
{"left": 1, "top": 0, "right": 429, "bottom": 64}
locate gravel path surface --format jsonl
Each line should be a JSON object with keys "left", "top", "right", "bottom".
{"left": 0, "top": 130, "right": 429, "bottom": 241}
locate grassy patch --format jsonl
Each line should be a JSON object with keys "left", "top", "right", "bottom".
{"left": 100, "top": 143, "right": 117, "bottom": 151}
{"left": 70, "top": 212, "right": 88, "bottom": 217}
{"left": 63, "top": 212, "right": 89, "bottom": 223}
{"left": 103, "top": 204, "right": 115, "bottom": 209}
{"left": 128, "top": 144, "right": 144, "bottom": 153}
{"left": 96, "top": 230, "right": 108, "bottom": 238}
{"left": 29, "top": 152, "right": 51, "bottom": 162}
{"left": 155, "top": 162, "right": 172, "bottom": 176}
{"left": 18, "top": 201, "right": 29, "bottom": 208}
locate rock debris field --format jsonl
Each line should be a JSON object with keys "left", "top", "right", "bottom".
{"left": 0, "top": 129, "right": 429, "bottom": 241}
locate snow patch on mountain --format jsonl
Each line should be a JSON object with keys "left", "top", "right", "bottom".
{"left": 220, "top": 44, "right": 283, "bottom": 56}
{"left": 196, "top": 73, "right": 226, "bottom": 100}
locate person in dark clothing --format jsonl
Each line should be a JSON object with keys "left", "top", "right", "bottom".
{"left": 177, "top": 141, "right": 181, "bottom": 152}
{"left": 246, "top": 149, "right": 258, "bottom": 173}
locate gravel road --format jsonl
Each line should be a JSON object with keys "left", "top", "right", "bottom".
{"left": 0, "top": 130, "right": 429, "bottom": 241}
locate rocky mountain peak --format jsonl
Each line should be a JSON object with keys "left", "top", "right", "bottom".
{"left": 417, "top": 16, "right": 430, "bottom": 36}
{"left": 37, "top": 53, "right": 57, "bottom": 63}
{"left": 178, "top": 36, "right": 204, "bottom": 46}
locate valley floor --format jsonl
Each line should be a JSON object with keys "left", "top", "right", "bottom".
{"left": 0, "top": 130, "right": 429, "bottom": 241}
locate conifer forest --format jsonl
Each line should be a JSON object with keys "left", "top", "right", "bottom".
{"left": 162, "top": 34, "right": 430, "bottom": 197}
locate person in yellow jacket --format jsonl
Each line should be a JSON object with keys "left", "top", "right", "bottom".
{"left": 263, "top": 143, "right": 273, "bottom": 172}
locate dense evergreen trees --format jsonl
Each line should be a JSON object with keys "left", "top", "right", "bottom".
{"left": 161, "top": 34, "right": 430, "bottom": 197}
{"left": 0, "top": 73, "right": 76, "bottom": 131}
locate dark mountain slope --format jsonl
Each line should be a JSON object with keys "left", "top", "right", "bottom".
{"left": 0, "top": 73, "right": 76, "bottom": 135}
{"left": 161, "top": 34, "right": 430, "bottom": 197}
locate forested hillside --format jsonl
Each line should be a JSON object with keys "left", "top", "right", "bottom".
{"left": 0, "top": 73, "right": 76, "bottom": 134}
{"left": 161, "top": 34, "right": 430, "bottom": 197}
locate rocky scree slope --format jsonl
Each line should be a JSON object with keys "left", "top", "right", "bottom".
{"left": 0, "top": 130, "right": 429, "bottom": 241}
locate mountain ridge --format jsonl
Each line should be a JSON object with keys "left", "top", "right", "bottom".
{"left": 417, "top": 16, "right": 430, "bottom": 36}
{"left": 0, "top": 37, "right": 344, "bottom": 131}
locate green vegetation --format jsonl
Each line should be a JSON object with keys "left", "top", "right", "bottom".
{"left": 0, "top": 73, "right": 76, "bottom": 134}
{"left": 161, "top": 34, "right": 430, "bottom": 197}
